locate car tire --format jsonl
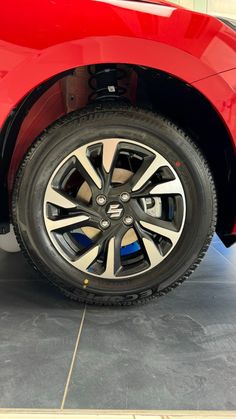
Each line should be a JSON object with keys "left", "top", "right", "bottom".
{"left": 12, "top": 104, "right": 217, "bottom": 306}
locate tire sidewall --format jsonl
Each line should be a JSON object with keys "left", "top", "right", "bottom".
{"left": 13, "top": 108, "right": 216, "bottom": 304}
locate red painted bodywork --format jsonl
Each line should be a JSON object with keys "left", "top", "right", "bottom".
{"left": 0, "top": 0, "right": 236, "bottom": 234}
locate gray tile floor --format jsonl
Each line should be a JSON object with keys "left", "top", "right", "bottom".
{"left": 0, "top": 236, "right": 236, "bottom": 410}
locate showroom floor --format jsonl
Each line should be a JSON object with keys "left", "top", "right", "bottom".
{"left": 0, "top": 235, "right": 236, "bottom": 411}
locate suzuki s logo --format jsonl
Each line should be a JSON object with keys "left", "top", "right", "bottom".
{"left": 106, "top": 202, "right": 124, "bottom": 219}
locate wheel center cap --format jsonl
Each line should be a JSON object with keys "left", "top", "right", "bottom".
{"left": 106, "top": 201, "right": 124, "bottom": 220}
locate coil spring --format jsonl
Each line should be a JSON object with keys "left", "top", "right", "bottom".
{"left": 88, "top": 64, "right": 127, "bottom": 102}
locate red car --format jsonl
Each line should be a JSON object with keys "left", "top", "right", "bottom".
{"left": 0, "top": 0, "right": 235, "bottom": 305}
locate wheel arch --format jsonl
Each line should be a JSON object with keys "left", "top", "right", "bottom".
{"left": 0, "top": 62, "right": 235, "bottom": 245}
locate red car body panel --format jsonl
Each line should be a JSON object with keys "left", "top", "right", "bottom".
{"left": 0, "top": 0, "right": 235, "bottom": 237}
{"left": 0, "top": 0, "right": 236, "bottom": 127}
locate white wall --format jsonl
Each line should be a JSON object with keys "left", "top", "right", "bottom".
{"left": 171, "top": 0, "right": 236, "bottom": 18}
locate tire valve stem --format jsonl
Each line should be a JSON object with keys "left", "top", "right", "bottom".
{"left": 83, "top": 279, "right": 89, "bottom": 288}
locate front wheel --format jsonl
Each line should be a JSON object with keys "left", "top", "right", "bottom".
{"left": 12, "top": 105, "right": 217, "bottom": 305}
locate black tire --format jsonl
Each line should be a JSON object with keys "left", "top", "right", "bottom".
{"left": 12, "top": 104, "right": 217, "bottom": 306}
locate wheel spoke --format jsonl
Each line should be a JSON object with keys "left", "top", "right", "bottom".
{"left": 132, "top": 154, "right": 169, "bottom": 192}
{"left": 103, "top": 237, "right": 116, "bottom": 277}
{"left": 140, "top": 220, "right": 180, "bottom": 245}
{"left": 102, "top": 139, "right": 120, "bottom": 174}
{"left": 72, "top": 245, "right": 100, "bottom": 272}
{"left": 102, "top": 230, "right": 124, "bottom": 278}
{"left": 142, "top": 237, "right": 164, "bottom": 266}
{"left": 74, "top": 202, "right": 102, "bottom": 220}
{"left": 74, "top": 145, "right": 102, "bottom": 189}
{"left": 46, "top": 214, "right": 89, "bottom": 232}
{"left": 130, "top": 197, "right": 183, "bottom": 245}
{"left": 45, "top": 185, "right": 78, "bottom": 209}
{"left": 134, "top": 222, "right": 164, "bottom": 266}
{"left": 150, "top": 178, "right": 184, "bottom": 196}
{"left": 72, "top": 223, "right": 125, "bottom": 276}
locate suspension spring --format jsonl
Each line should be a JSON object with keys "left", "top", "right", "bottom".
{"left": 88, "top": 64, "right": 127, "bottom": 102}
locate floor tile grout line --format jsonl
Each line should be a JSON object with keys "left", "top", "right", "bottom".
{"left": 212, "top": 245, "right": 236, "bottom": 269}
{"left": 60, "top": 304, "right": 87, "bottom": 410}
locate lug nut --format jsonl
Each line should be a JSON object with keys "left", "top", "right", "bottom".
{"left": 120, "top": 192, "right": 130, "bottom": 203}
{"left": 100, "top": 219, "right": 110, "bottom": 229}
{"left": 123, "top": 215, "right": 134, "bottom": 226}
{"left": 96, "top": 195, "right": 107, "bottom": 206}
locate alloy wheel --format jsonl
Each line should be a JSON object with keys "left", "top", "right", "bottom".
{"left": 43, "top": 138, "right": 186, "bottom": 279}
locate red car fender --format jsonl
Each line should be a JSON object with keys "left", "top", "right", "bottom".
{"left": 0, "top": 0, "right": 236, "bottom": 128}
{"left": 193, "top": 69, "right": 236, "bottom": 152}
